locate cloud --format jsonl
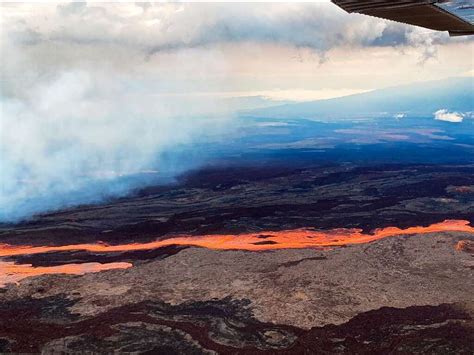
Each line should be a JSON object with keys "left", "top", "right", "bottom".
{"left": 433, "top": 109, "right": 464, "bottom": 123}
{"left": 394, "top": 113, "right": 406, "bottom": 119}
{"left": 2, "top": 3, "right": 461, "bottom": 60}
{"left": 2, "top": 3, "right": 466, "bottom": 100}
{"left": 2, "top": 3, "right": 470, "bottom": 99}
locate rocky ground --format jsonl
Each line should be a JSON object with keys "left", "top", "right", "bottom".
{"left": 1, "top": 231, "right": 473, "bottom": 353}
{"left": 0, "top": 164, "right": 473, "bottom": 353}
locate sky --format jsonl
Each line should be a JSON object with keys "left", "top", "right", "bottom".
{"left": 1, "top": 1, "right": 473, "bottom": 221}
{"left": 2, "top": 2, "right": 473, "bottom": 102}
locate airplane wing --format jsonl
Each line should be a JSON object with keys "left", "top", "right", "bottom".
{"left": 332, "top": 0, "right": 474, "bottom": 36}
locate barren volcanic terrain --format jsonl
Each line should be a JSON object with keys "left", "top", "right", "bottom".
{"left": 1, "top": 163, "right": 473, "bottom": 353}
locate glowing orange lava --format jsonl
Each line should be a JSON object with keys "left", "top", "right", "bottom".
{"left": 0, "top": 219, "right": 472, "bottom": 286}
{"left": 1, "top": 220, "right": 473, "bottom": 256}
{"left": 0, "top": 261, "right": 132, "bottom": 287}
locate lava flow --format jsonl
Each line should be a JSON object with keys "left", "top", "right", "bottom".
{"left": 0, "top": 219, "right": 473, "bottom": 286}
{"left": 0, "top": 219, "right": 473, "bottom": 257}
{"left": 0, "top": 261, "right": 132, "bottom": 287}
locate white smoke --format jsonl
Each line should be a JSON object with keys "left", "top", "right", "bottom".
{"left": 1, "top": 66, "right": 234, "bottom": 222}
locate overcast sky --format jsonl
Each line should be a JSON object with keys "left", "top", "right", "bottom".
{"left": 2, "top": 2, "right": 473, "bottom": 102}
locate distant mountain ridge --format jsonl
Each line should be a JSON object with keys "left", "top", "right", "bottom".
{"left": 245, "top": 77, "right": 473, "bottom": 120}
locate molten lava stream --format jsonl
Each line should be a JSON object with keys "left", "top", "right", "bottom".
{"left": 0, "top": 219, "right": 473, "bottom": 286}
{"left": 0, "top": 261, "right": 132, "bottom": 287}
{"left": 0, "top": 219, "right": 473, "bottom": 257}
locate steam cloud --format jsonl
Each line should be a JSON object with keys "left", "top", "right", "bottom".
{"left": 1, "top": 66, "right": 234, "bottom": 222}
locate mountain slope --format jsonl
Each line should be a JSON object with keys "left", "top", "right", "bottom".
{"left": 246, "top": 77, "right": 473, "bottom": 120}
